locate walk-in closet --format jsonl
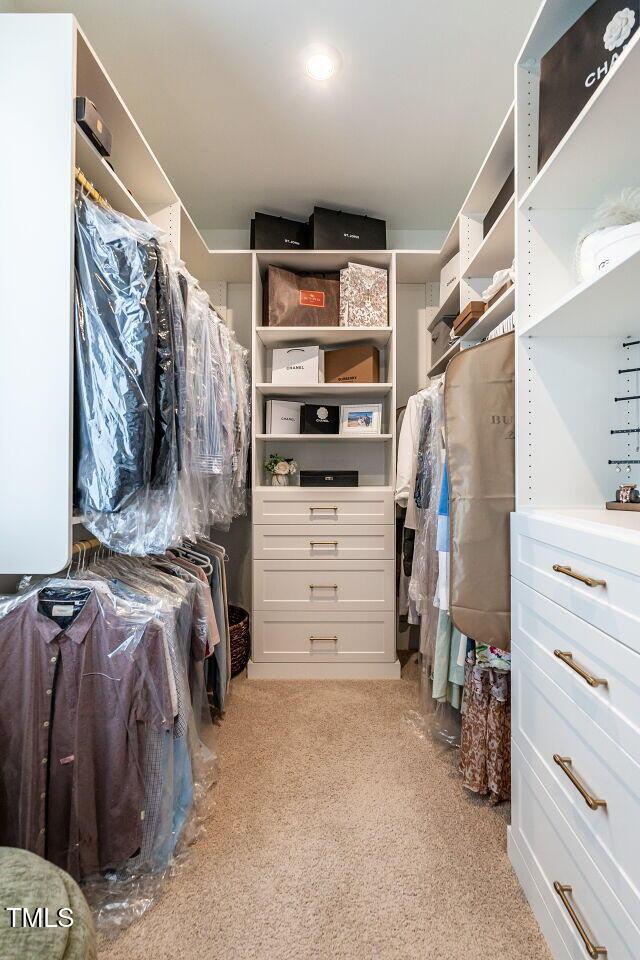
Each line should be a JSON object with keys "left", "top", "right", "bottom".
{"left": 1, "top": 2, "right": 639, "bottom": 958}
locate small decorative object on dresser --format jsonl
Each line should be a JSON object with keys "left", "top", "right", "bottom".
{"left": 340, "top": 402, "right": 382, "bottom": 435}
{"left": 339, "top": 262, "right": 388, "bottom": 327}
{"left": 264, "top": 454, "right": 298, "bottom": 486}
{"left": 606, "top": 482, "right": 640, "bottom": 511}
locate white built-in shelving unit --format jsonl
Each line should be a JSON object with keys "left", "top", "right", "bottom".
{"left": 0, "top": 14, "right": 256, "bottom": 577}
{"left": 509, "top": 4, "right": 640, "bottom": 959}
{"left": 426, "top": 104, "right": 515, "bottom": 378}
{"left": 251, "top": 250, "right": 397, "bottom": 493}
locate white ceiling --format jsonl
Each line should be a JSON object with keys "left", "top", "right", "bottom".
{"left": 10, "top": 0, "right": 539, "bottom": 234}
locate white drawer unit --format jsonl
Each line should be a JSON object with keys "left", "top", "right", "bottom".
{"left": 512, "top": 579, "right": 640, "bottom": 766}
{"left": 512, "top": 643, "right": 640, "bottom": 923}
{"left": 253, "top": 560, "right": 395, "bottom": 612}
{"left": 253, "top": 489, "right": 395, "bottom": 526}
{"left": 253, "top": 524, "right": 395, "bottom": 561}
{"left": 512, "top": 511, "right": 640, "bottom": 655}
{"left": 510, "top": 744, "right": 640, "bottom": 960}
{"left": 253, "top": 611, "right": 396, "bottom": 662}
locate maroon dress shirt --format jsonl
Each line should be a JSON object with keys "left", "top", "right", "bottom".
{"left": 0, "top": 586, "right": 172, "bottom": 880}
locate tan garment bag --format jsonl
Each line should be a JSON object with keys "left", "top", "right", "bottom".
{"left": 444, "top": 332, "right": 515, "bottom": 649}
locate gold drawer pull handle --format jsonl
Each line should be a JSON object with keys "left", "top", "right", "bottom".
{"left": 309, "top": 584, "right": 338, "bottom": 590}
{"left": 553, "top": 755, "right": 607, "bottom": 811}
{"left": 553, "top": 564, "right": 607, "bottom": 588}
{"left": 310, "top": 504, "right": 338, "bottom": 512}
{"left": 553, "top": 650, "right": 608, "bottom": 688}
{"left": 553, "top": 883, "right": 607, "bottom": 958}
{"left": 310, "top": 636, "right": 338, "bottom": 642}
{"left": 309, "top": 541, "right": 339, "bottom": 547}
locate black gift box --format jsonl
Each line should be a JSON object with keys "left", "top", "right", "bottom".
{"left": 300, "top": 403, "right": 339, "bottom": 434}
{"left": 300, "top": 470, "right": 358, "bottom": 487}
{"left": 250, "top": 212, "right": 309, "bottom": 250}
{"left": 75, "top": 97, "right": 112, "bottom": 158}
{"left": 538, "top": 1, "right": 639, "bottom": 171}
{"left": 309, "top": 206, "right": 386, "bottom": 250}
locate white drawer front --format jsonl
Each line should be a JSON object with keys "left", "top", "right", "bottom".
{"left": 253, "top": 560, "right": 395, "bottom": 611}
{"left": 253, "top": 524, "right": 394, "bottom": 561}
{"left": 513, "top": 646, "right": 640, "bottom": 922}
{"left": 253, "top": 611, "right": 395, "bottom": 662}
{"left": 512, "top": 579, "right": 640, "bottom": 765}
{"left": 254, "top": 489, "right": 393, "bottom": 525}
{"left": 512, "top": 512, "right": 640, "bottom": 655}
{"left": 512, "top": 743, "right": 640, "bottom": 960}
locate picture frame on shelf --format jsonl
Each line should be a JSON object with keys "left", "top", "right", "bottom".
{"left": 339, "top": 402, "right": 382, "bottom": 435}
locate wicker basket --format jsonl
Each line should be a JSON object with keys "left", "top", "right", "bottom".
{"left": 229, "top": 605, "right": 250, "bottom": 677}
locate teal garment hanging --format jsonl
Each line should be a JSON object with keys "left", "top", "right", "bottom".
{"left": 432, "top": 609, "right": 464, "bottom": 709}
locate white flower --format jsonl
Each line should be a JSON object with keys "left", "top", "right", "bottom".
{"left": 288, "top": 460, "right": 298, "bottom": 475}
{"left": 274, "top": 460, "right": 290, "bottom": 476}
{"left": 603, "top": 8, "right": 636, "bottom": 51}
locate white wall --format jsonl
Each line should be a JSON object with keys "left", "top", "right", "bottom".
{"left": 395, "top": 284, "right": 429, "bottom": 410}
{"left": 201, "top": 228, "right": 447, "bottom": 251}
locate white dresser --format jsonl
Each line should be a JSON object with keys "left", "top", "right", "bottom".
{"left": 511, "top": 3, "right": 640, "bottom": 955}
{"left": 510, "top": 511, "right": 640, "bottom": 959}
{"left": 249, "top": 487, "right": 399, "bottom": 678}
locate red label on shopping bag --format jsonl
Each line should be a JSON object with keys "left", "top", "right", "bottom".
{"left": 300, "top": 289, "right": 325, "bottom": 308}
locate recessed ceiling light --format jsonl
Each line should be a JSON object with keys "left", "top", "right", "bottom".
{"left": 304, "top": 44, "right": 341, "bottom": 81}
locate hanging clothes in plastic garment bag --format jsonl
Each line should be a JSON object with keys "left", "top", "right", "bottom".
{"left": 444, "top": 332, "right": 515, "bottom": 649}
{"left": 72, "top": 187, "right": 251, "bottom": 553}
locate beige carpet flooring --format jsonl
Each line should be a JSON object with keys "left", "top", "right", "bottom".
{"left": 102, "top": 660, "right": 550, "bottom": 960}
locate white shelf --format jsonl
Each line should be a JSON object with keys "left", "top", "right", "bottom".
{"left": 75, "top": 127, "right": 148, "bottom": 222}
{"left": 521, "top": 247, "right": 640, "bottom": 338}
{"left": 461, "top": 284, "right": 515, "bottom": 342}
{"left": 520, "top": 31, "right": 640, "bottom": 210}
{"left": 256, "top": 326, "right": 393, "bottom": 347}
{"left": 255, "top": 249, "right": 392, "bottom": 275}
{"left": 76, "top": 27, "right": 177, "bottom": 212}
{"left": 428, "top": 283, "right": 459, "bottom": 332}
{"left": 257, "top": 434, "right": 393, "bottom": 442}
{"left": 518, "top": 507, "right": 640, "bottom": 539}
{"left": 439, "top": 220, "right": 459, "bottom": 266}
{"left": 395, "top": 250, "right": 440, "bottom": 283}
{"left": 178, "top": 208, "right": 252, "bottom": 281}
{"left": 257, "top": 383, "right": 392, "bottom": 397}
{"left": 463, "top": 197, "right": 514, "bottom": 279}
{"left": 178, "top": 205, "right": 214, "bottom": 280}
{"left": 461, "top": 105, "right": 514, "bottom": 217}
{"left": 428, "top": 339, "right": 460, "bottom": 378}
{"left": 253, "top": 484, "right": 393, "bottom": 494}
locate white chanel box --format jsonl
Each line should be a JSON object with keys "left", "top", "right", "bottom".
{"left": 265, "top": 399, "right": 302, "bottom": 435}
{"left": 271, "top": 345, "right": 324, "bottom": 384}
{"left": 439, "top": 252, "right": 460, "bottom": 307}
